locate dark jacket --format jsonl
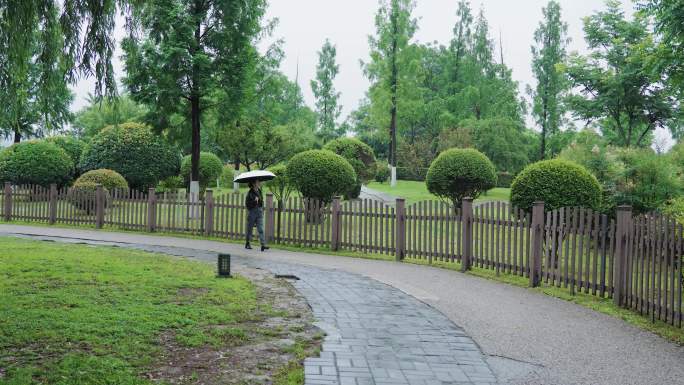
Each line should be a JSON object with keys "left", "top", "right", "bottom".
{"left": 245, "top": 187, "right": 263, "bottom": 210}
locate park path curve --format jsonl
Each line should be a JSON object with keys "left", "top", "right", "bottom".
{"left": 0, "top": 224, "right": 683, "bottom": 385}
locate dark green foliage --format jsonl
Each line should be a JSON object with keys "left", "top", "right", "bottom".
{"left": 180, "top": 152, "right": 224, "bottom": 191}
{"left": 375, "top": 161, "right": 390, "bottom": 183}
{"left": 68, "top": 181, "right": 102, "bottom": 213}
{"left": 219, "top": 166, "right": 234, "bottom": 189}
{"left": 344, "top": 182, "right": 363, "bottom": 200}
{"left": 0, "top": 141, "right": 73, "bottom": 187}
{"left": 426, "top": 148, "right": 497, "bottom": 206}
{"left": 266, "top": 164, "right": 295, "bottom": 205}
{"left": 323, "top": 137, "right": 377, "bottom": 183}
{"left": 511, "top": 159, "right": 602, "bottom": 212}
{"left": 615, "top": 149, "right": 681, "bottom": 214}
{"left": 45, "top": 136, "right": 86, "bottom": 172}
{"left": 286, "top": 150, "right": 356, "bottom": 203}
{"left": 496, "top": 172, "right": 514, "bottom": 188}
{"left": 156, "top": 176, "right": 184, "bottom": 194}
{"left": 74, "top": 169, "right": 128, "bottom": 192}
{"left": 79, "top": 122, "right": 181, "bottom": 191}
{"left": 397, "top": 139, "right": 432, "bottom": 181}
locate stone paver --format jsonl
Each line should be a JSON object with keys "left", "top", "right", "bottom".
{"left": 3, "top": 234, "right": 500, "bottom": 385}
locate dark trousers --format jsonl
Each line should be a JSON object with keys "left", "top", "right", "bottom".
{"left": 246, "top": 208, "right": 265, "bottom": 246}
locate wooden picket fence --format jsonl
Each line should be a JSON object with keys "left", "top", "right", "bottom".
{"left": 1, "top": 182, "right": 681, "bottom": 328}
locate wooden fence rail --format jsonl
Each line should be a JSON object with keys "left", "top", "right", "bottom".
{"left": 1, "top": 182, "right": 681, "bottom": 328}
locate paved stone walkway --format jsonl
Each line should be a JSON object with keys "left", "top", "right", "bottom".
{"left": 5, "top": 234, "right": 499, "bottom": 385}
{"left": 359, "top": 186, "right": 399, "bottom": 205}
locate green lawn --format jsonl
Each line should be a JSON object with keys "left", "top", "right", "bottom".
{"left": 0, "top": 237, "right": 310, "bottom": 384}
{"left": 367, "top": 180, "right": 510, "bottom": 205}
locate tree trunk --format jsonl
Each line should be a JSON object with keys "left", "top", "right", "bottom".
{"left": 13, "top": 128, "right": 21, "bottom": 143}
{"left": 190, "top": 95, "right": 201, "bottom": 182}
{"left": 389, "top": 5, "right": 399, "bottom": 187}
{"left": 190, "top": 6, "right": 202, "bottom": 183}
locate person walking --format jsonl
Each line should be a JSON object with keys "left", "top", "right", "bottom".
{"left": 245, "top": 180, "right": 269, "bottom": 251}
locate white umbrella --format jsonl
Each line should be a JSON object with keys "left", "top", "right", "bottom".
{"left": 233, "top": 170, "right": 276, "bottom": 183}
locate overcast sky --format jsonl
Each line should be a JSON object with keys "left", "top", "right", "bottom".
{"left": 70, "top": 1, "right": 658, "bottom": 141}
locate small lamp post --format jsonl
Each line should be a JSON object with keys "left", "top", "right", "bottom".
{"left": 217, "top": 254, "right": 231, "bottom": 278}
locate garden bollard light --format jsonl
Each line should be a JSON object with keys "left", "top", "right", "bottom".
{"left": 217, "top": 254, "right": 231, "bottom": 278}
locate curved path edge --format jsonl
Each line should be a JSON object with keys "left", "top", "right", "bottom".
{"left": 1, "top": 225, "right": 683, "bottom": 385}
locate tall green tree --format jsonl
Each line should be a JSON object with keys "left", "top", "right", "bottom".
{"left": 216, "top": 40, "right": 316, "bottom": 170}
{"left": 0, "top": 1, "right": 76, "bottom": 142}
{"left": 529, "top": 0, "right": 569, "bottom": 159}
{"left": 364, "top": 0, "right": 418, "bottom": 186}
{"left": 564, "top": 0, "right": 680, "bottom": 147}
{"left": 122, "top": 0, "right": 266, "bottom": 183}
{"left": 73, "top": 94, "right": 148, "bottom": 139}
{"left": 311, "top": 39, "right": 343, "bottom": 143}
{"left": 640, "top": 0, "right": 684, "bottom": 90}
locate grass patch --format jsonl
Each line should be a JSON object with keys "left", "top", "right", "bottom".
{"left": 0, "top": 237, "right": 260, "bottom": 384}
{"left": 367, "top": 180, "right": 509, "bottom": 204}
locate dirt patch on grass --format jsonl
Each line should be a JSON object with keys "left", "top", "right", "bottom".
{"left": 144, "top": 265, "right": 322, "bottom": 384}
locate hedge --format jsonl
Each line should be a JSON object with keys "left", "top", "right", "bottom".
{"left": 74, "top": 169, "right": 129, "bottom": 192}
{"left": 180, "top": 152, "right": 224, "bottom": 190}
{"left": 45, "top": 136, "right": 86, "bottom": 173}
{"left": 286, "top": 150, "right": 356, "bottom": 203}
{"left": 0, "top": 141, "right": 74, "bottom": 187}
{"left": 323, "top": 138, "right": 376, "bottom": 184}
{"left": 426, "top": 148, "right": 497, "bottom": 206}
{"left": 510, "top": 159, "right": 602, "bottom": 212}
{"left": 79, "top": 122, "right": 181, "bottom": 190}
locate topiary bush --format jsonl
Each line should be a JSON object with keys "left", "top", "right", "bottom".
{"left": 510, "top": 159, "right": 602, "bottom": 212}
{"left": 180, "top": 152, "right": 224, "bottom": 191}
{"left": 79, "top": 122, "right": 181, "bottom": 191}
{"left": 45, "top": 136, "right": 86, "bottom": 174}
{"left": 286, "top": 150, "right": 356, "bottom": 203}
{"left": 0, "top": 141, "right": 74, "bottom": 187}
{"left": 74, "top": 169, "right": 129, "bottom": 192}
{"left": 68, "top": 181, "right": 110, "bottom": 214}
{"left": 323, "top": 138, "right": 376, "bottom": 184}
{"left": 426, "top": 148, "right": 497, "bottom": 207}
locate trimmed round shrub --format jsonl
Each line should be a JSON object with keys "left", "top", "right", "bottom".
{"left": 0, "top": 141, "right": 74, "bottom": 187}
{"left": 323, "top": 138, "right": 376, "bottom": 183}
{"left": 79, "top": 122, "right": 181, "bottom": 191}
{"left": 68, "top": 181, "right": 112, "bottom": 214}
{"left": 426, "top": 148, "right": 497, "bottom": 206}
{"left": 45, "top": 136, "right": 86, "bottom": 170}
{"left": 180, "top": 152, "right": 224, "bottom": 190}
{"left": 219, "top": 165, "right": 234, "bottom": 188}
{"left": 286, "top": 150, "right": 356, "bottom": 203}
{"left": 511, "top": 159, "right": 602, "bottom": 212}
{"left": 74, "top": 169, "right": 128, "bottom": 192}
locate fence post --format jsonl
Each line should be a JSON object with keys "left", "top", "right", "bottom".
{"left": 331, "top": 196, "right": 341, "bottom": 251}
{"left": 204, "top": 189, "right": 213, "bottom": 236}
{"left": 460, "top": 198, "right": 473, "bottom": 272}
{"left": 529, "top": 201, "right": 545, "bottom": 287}
{"left": 613, "top": 205, "right": 632, "bottom": 307}
{"left": 395, "top": 198, "right": 406, "bottom": 261}
{"left": 49, "top": 184, "right": 57, "bottom": 225}
{"left": 147, "top": 188, "right": 157, "bottom": 232}
{"left": 3, "top": 182, "right": 11, "bottom": 221}
{"left": 265, "top": 193, "right": 274, "bottom": 242}
{"left": 95, "top": 184, "right": 104, "bottom": 229}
